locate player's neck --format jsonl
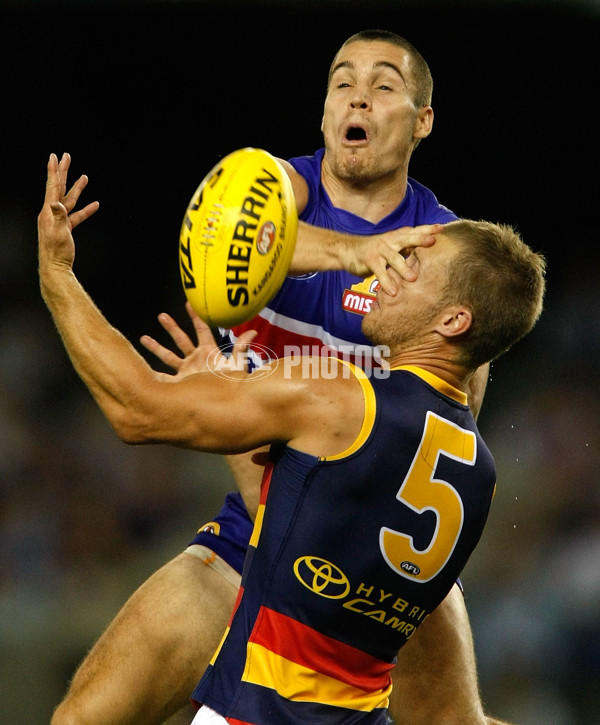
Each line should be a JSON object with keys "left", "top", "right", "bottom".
{"left": 388, "top": 351, "right": 470, "bottom": 395}
{"left": 322, "top": 167, "right": 408, "bottom": 224}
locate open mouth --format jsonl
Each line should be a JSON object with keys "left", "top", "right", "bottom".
{"left": 345, "top": 126, "right": 368, "bottom": 142}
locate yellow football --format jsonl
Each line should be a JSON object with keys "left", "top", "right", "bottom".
{"left": 179, "top": 147, "right": 298, "bottom": 327}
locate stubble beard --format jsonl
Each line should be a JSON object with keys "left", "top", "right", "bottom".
{"left": 332, "top": 148, "right": 384, "bottom": 187}
{"left": 363, "top": 305, "right": 435, "bottom": 355}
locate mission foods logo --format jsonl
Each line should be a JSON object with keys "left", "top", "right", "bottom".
{"left": 342, "top": 276, "right": 381, "bottom": 316}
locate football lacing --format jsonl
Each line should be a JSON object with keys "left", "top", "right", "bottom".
{"left": 200, "top": 203, "right": 224, "bottom": 247}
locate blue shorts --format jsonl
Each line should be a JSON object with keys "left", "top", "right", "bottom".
{"left": 188, "top": 492, "right": 253, "bottom": 576}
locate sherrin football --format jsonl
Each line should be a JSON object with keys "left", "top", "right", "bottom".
{"left": 179, "top": 147, "right": 298, "bottom": 327}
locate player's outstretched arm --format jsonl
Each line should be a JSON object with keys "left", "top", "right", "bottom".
{"left": 289, "top": 220, "right": 442, "bottom": 294}
{"left": 37, "top": 154, "right": 257, "bottom": 451}
{"left": 276, "top": 155, "right": 442, "bottom": 294}
{"left": 38, "top": 154, "right": 362, "bottom": 458}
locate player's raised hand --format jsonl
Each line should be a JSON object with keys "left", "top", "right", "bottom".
{"left": 141, "top": 301, "right": 257, "bottom": 381}
{"left": 38, "top": 153, "right": 99, "bottom": 272}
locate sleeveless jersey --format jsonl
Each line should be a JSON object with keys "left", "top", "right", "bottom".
{"left": 192, "top": 365, "right": 496, "bottom": 724}
{"left": 228, "top": 148, "right": 457, "bottom": 365}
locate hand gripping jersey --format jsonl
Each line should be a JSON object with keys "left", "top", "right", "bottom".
{"left": 192, "top": 364, "right": 496, "bottom": 724}
{"left": 229, "top": 148, "right": 458, "bottom": 364}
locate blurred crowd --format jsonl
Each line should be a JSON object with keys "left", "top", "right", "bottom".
{"left": 465, "top": 347, "right": 600, "bottom": 724}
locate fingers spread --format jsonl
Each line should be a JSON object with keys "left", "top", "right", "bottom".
{"left": 63, "top": 174, "right": 90, "bottom": 212}
{"left": 158, "top": 312, "right": 196, "bottom": 355}
{"left": 45, "top": 153, "right": 99, "bottom": 229}
{"left": 140, "top": 334, "right": 184, "bottom": 370}
{"left": 44, "top": 154, "right": 61, "bottom": 204}
{"left": 68, "top": 201, "right": 100, "bottom": 231}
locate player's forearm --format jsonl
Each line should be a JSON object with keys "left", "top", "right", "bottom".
{"left": 40, "top": 264, "right": 161, "bottom": 442}
{"left": 289, "top": 223, "right": 443, "bottom": 294}
{"left": 289, "top": 221, "right": 360, "bottom": 274}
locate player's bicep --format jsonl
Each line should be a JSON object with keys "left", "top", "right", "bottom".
{"left": 154, "top": 370, "right": 301, "bottom": 454}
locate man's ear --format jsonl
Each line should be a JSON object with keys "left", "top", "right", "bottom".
{"left": 435, "top": 306, "right": 472, "bottom": 338}
{"left": 414, "top": 106, "right": 434, "bottom": 140}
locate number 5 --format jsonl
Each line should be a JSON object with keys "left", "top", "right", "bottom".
{"left": 380, "top": 411, "right": 476, "bottom": 583}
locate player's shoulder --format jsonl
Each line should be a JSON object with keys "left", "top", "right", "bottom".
{"left": 275, "top": 157, "right": 309, "bottom": 214}
{"left": 406, "top": 176, "right": 458, "bottom": 222}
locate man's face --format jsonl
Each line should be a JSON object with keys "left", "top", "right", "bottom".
{"left": 362, "top": 233, "right": 457, "bottom": 349}
{"left": 322, "top": 40, "right": 431, "bottom": 186}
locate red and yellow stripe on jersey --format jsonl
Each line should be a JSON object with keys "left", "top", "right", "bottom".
{"left": 242, "top": 606, "right": 392, "bottom": 711}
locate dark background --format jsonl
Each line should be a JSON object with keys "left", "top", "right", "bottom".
{"left": 1, "top": 1, "right": 598, "bottom": 723}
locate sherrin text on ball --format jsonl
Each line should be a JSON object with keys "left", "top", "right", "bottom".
{"left": 179, "top": 148, "right": 298, "bottom": 327}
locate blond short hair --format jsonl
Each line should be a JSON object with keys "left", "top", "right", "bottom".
{"left": 441, "top": 220, "right": 546, "bottom": 370}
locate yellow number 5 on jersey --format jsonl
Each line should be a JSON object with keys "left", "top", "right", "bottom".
{"left": 380, "top": 411, "right": 476, "bottom": 583}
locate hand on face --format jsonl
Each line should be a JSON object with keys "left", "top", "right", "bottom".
{"left": 348, "top": 223, "right": 442, "bottom": 295}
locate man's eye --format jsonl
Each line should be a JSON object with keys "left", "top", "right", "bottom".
{"left": 337, "top": 82, "right": 351, "bottom": 88}
{"left": 378, "top": 85, "right": 392, "bottom": 91}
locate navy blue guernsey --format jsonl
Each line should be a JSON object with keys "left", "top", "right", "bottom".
{"left": 192, "top": 364, "right": 496, "bottom": 724}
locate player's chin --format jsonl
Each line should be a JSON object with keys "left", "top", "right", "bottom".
{"left": 339, "top": 157, "right": 378, "bottom": 185}
{"left": 361, "top": 309, "right": 378, "bottom": 342}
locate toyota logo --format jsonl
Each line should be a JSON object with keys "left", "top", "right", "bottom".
{"left": 293, "top": 556, "right": 350, "bottom": 599}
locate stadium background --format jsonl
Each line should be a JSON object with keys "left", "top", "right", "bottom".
{"left": 1, "top": 0, "right": 598, "bottom": 722}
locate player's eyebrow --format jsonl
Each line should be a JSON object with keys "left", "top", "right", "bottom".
{"left": 372, "top": 61, "right": 406, "bottom": 84}
{"left": 329, "top": 60, "right": 354, "bottom": 79}
{"left": 329, "top": 60, "right": 407, "bottom": 87}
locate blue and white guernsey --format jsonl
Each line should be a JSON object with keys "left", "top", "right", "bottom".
{"left": 229, "top": 148, "right": 457, "bottom": 364}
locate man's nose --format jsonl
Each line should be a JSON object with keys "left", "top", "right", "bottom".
{"left": 350, "top": 88, "right": 371, "bottom": 109}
